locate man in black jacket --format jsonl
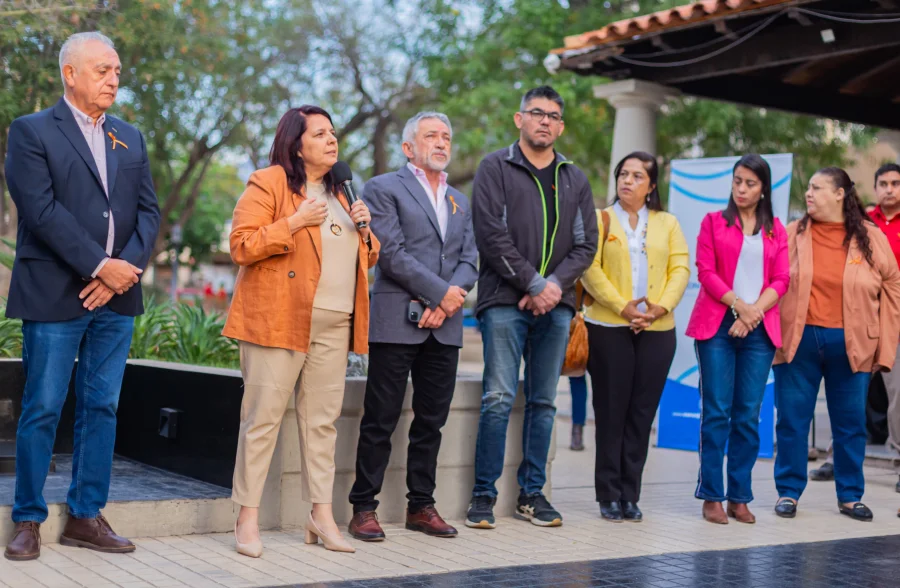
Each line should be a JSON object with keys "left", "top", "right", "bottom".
{"left": 466, "top": 86, "right": 598, "bottom": 529}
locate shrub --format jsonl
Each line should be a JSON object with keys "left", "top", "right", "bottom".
{"left": 0, "top": 300, "right": 22, "bottom": 358}
{"left": 160, "top": 303, "right": 238, "bottom": 368}
{"left": 129, "top": 296, "right": 175, "bottom": 360}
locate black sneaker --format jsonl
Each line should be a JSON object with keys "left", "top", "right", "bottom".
{"left": 515, "top": 494, "right": 562, "bottom": 527}
{"left": 465, "top": 495, "right": 496, "bottom": 529}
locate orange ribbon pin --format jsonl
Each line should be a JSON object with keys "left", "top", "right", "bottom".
{"left": 448, "top": 195, "right": 459, "bottom": 215}
{"left": 107, "top": 132, "right": 128, "bottom": 150}
{"left": 849, "top": 256, "right": 862, "bottom": 265}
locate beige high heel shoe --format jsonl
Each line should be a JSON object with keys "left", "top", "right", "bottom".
{"left": 305, "top": 512, "right": 355, "bottom": 553}
{"left": 234, "top": 521, "right": 263, "bottom": 558}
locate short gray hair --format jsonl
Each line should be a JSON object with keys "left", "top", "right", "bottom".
{"left": 59, "top": 32, "right": 116, "bottom": 84}
{"left": 402, "top": 112, "right": 452, "bottom": 145}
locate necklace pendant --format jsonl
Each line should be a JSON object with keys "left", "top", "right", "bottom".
{"left": 330, "top": 223, "right": 343, "bottom": 236}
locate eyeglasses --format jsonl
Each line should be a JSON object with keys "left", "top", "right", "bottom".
{"left": 521, "top": 109, "right": 563, "bottom": 123}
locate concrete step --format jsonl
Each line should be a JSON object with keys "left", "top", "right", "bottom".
{"left": 0, "top": 456, "right": 235, "bottom": 546}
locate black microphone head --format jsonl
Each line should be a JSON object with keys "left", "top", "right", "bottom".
{"left": 332, "top": 161, "right": 353, "bottom": 184}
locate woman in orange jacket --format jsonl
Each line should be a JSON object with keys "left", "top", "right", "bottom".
{"left": 223, "top": 106, "right": 379, "bottom": 556}
{"left": 773, "top": 167, "right": 900, "bottom": 522}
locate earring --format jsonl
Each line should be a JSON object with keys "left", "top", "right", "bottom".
{"left": 761, "top": 193, "right": 765, "bottom": 200}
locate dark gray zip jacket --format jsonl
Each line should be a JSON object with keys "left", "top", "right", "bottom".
{"left": 472, "top": 142, "right": 599, "bottom": 316}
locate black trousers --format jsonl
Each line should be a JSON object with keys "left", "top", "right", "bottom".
{"left": 349, "top": 335, "right": 459, "bottom": 512}
{"left": 587, "top": 324, "right": 676, "bottom": 503}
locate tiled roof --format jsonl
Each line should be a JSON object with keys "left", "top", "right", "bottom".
{"left": 559, "top": 0, "right": 797, "bottom": 52}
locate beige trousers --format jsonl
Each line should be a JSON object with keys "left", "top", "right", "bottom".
{"left": 882, "top": 343, "right": 900, "bottom": 458}
{"left": 232, "top": 308, "right": 351, "bottom": 506}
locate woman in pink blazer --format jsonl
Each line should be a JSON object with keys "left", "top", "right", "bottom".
{"left": 685, "top": 155, "right": 789, "bottom": 525}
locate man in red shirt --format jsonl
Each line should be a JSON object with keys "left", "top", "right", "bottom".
{"left": 868, "top": 163, "right": 900, "bottom": 499}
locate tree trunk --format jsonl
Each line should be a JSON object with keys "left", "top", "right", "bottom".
{"left": 371, "top": 115, "right": 391, "bottom": 178}
{"left": 0, "top": 130, "right": 8, "bottom": 235}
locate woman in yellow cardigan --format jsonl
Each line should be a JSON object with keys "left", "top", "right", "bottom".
{"left": 582, "top": 151, "right": 690, "bottom": 523}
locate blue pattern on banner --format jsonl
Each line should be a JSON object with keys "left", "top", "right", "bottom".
{"left": 671, "top": 172, "right": 792, "bottom": 205}
{"left": 670, "top": 183, "right": 729, "bottom": 204}
{"left": 675, "top": 365, "right": 699, "bottom": 383}
{"left": 671, "top": 167, "right": 734, "bottom": 180}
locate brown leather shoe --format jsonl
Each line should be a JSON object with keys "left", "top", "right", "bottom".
{"left": 406, "top": 506, "right": 457, "bottom": 537}
{"left": 702, "top": 501, "right": 728, "bottom": 525}
{"left": 59, "top": 514, "right": 135, "bottom": 553}
{"left": 5, "top": 522, "right": 41, "bottom": 561}
{"left": 348, "top": 511, "right": 385, "bottom": 542}
{"left": 727, "top": 502, "right": 756, "bottom": 524}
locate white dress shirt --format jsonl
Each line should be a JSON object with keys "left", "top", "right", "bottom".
{"left": 407, "top": 162, "right": 449, "bottom": 239}
{"left": 586, "top": 202, "right": 649, "bottom": 327}
{"left": 64, "top": 96, "right": 114, "bottom": 278}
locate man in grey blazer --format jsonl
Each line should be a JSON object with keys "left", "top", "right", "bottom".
{"left": 348, "top": 112, "right": 477, "bottom": 541}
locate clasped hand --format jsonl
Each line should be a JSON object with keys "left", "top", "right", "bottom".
{"left": 81, "top": 258, "right": 143, "bottom": 310}
{"left": 518, "top": 281, "right": 562, "bottom": 316}
{"left": 729, "top": 299, "right": 765, "bottom": 339}
{"left": 620, "top": 297, "right": 667, "bottom": 333}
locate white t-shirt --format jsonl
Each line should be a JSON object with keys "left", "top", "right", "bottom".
{"left": 733, "top": 232, "right": 764, "bottom": 304}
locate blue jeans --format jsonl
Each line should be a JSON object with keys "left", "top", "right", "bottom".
{"left": 569, "top": 375, "right": 588, "bottom": 426}
{"left": 14, "top": 307, "right": 134, "bottom": 522}
{"left": 694, "top": 315, "right": 775, "bottom": 503}
{"left": 774, "top": 326, "right": 869, "bottom": 504}
{"left": 472, "top": 305, "right": 573, "bottom": 498}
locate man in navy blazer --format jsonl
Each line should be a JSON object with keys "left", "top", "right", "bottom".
{"left": 4, "top": 32, "right": 160, "bottom": 561}
{"left": 348, "top": 112, "right": 477, "bottom": 541}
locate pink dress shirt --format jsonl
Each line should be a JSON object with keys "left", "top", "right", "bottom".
{"left": 685, "top": 211, "right": 790, "bottom": 346}
{"left": 407, "top": 162, "right": 449, "bottom": 238}
{"left": 64, "top": 96, "right": 114, "bottom": 277}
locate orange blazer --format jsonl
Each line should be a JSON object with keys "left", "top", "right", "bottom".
{"left": 222, "top": 165, "right": 380, "bottom": 354}
{"left": 776, "top": 220, "right": 900, "bottom": 373}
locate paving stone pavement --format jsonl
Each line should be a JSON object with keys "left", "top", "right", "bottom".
{"left": 0, "top": 456, "right": 230, "bottom": 507}
{"left": 1, "top": 424, "right": 899, "bottom": 588}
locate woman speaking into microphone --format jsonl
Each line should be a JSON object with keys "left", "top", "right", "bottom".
{"left": 223, "top": 105, "right": 379, "bottom": 556}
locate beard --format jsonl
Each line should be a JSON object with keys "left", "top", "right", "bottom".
{"left": 412, "top": 146, "right": 450, "bottom": 172}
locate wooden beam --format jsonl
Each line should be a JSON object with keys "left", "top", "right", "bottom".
{"left": 787, "top": 8, "right": 813, "bottom": 26}
{"left": 638, "top": 21, "right": 900, "bottom": 85}
{"left": 841, "top": 54, "right": 900, "bottom": 95}
{"left": 782, "top": 57, "right": 830, "bottom": 85}
{"left": 714, "top": 21, "right": 739, "bottom": 40}
{"left": 676, "top": 75, "right": 900, "bottom": 130}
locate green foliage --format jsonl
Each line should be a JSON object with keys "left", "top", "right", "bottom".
{"left": 128, "top": 296, "right": 175, "bottom": 360}
{"left": 423, "top": 0, "right": 876, "bottom": 202}
{"left": 0, "top": 299, "right": 22, "bottom": 358}
{"left": 179, "top": 164, "right": 244, "bottom": 262}
{"left": 159, "top": 304, "right": 238, "bottom": 368}
{"left": 0, "top": 237, "right": 15, "bottom": 271}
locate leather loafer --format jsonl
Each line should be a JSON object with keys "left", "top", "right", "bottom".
{"left": 599, "top": 500, "right": 623, "bottom": 522}
{"left": 774, "top": 498, "right": 797, "bottom": 519}
{"left": 348, "top": 511, "right": 386, "bottom": 542}
{"left": 59, "top": 514, "right": 135, "bottom": 553}
{"left": 839, "top": 501, "right": 873, "bottom": 522}
{"left": 406, "top": 506, "right": 457, "bottom": 537}
{"left": 620, "top": 501, "right": 642, "bottom": 522}
{"left": 4, "top": 522, "right": 41, "bottom": 561}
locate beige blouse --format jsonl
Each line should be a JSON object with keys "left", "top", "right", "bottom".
{"left": 307, "top": 182, "right": 359, "bottom": 313}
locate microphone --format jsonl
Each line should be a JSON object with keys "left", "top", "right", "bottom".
{"left": 331, "top": 161, "right": 367, "bottom": 229}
